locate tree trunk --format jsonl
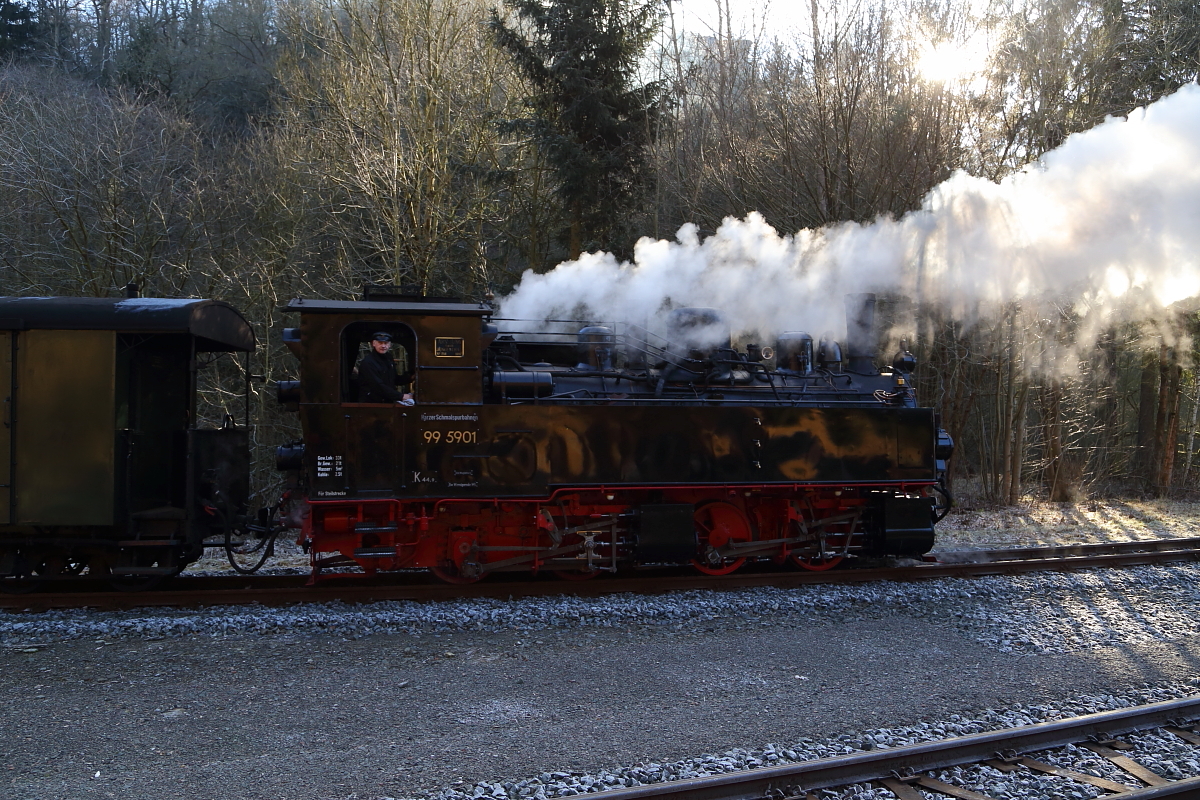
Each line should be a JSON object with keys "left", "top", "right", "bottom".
{"left": 1156, "top": 350, "right": 1182, "bottom": 495}
{"left": 1185, "top": 374, "right": 1200, "bottom": 485}
{"left": 1136, "top": 348, "right": 1159, "bottom": 487}
{"left": 94, "top": 0, "right": 114, "bottom": 84}
{"left": 1161, "top": 376, "right": 1181, "bottom": 492}
{"left": 1008, "top": 379, "right": 1028, "bottom": 505}
{"left": 569, "top": 199, "right": 583, "bottom": 260}
{"left": 1044, "top": 379, "right": 1073, "bottom": 501}
{"left": 1093, "top": 330, "right": 1119, "bottom": 481}
{"left": 999, "top": 315, "right": 1016, "bottom": 503}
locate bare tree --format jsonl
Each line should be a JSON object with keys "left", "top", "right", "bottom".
{"left": 650, "top": 0, "right": 973, "bottom": 239}
{"left": 0, "top": 66, "right": 210, "bottom": 296}
{"left": 269, "top": 0, "right": 523, "bottom": 295}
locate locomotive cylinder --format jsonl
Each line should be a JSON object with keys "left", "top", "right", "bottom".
{"left": 872, "top": 496, "right": 935, "bottom": 556}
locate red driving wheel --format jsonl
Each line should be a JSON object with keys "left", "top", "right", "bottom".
{"left": 430, "top": 533, "right": 484, "bottom": 583}
{"left": 430, "top": 562, "right": 484, "bottom": 584}
{"left": 791, "top": 551, "right": 844, "bottom": 571}
{"left": 691, "top": 501, "right": 753, "bottom": 575}
{"left": 791, "top": 529, "right": 848, "bottom": 571}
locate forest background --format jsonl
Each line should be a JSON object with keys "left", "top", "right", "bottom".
{"left": 0, "top": 0, "right": 1198, "bottom": 506}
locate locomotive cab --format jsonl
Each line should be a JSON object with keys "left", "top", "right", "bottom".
{"left": 0, "top": 294, "right": 256, "bottom": 588}
{"left": 280, "top": 292, "right": 490, "bottom": 503}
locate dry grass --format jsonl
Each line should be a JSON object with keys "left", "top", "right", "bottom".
{"left": 934, "top": 498, "right": 1200, "bottom": 550}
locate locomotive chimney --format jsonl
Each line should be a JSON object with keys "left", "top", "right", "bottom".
{"left": 844, "top": 293, "right": 878, "bottom": 375}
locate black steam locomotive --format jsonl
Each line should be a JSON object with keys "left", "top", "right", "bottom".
{"left": 277, "top": 288, "right": 953, "bottom": 583}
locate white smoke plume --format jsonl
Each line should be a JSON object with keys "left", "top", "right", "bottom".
{"left": 498, "top": 84, "right": 1200, "bottom": 352}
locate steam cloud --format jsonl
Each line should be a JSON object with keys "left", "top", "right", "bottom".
{"left": 498, "top": 84, "right": 1200, "bottom": 352}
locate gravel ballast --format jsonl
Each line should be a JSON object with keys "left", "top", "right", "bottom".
{"left": 431, "top": 681, "right": 1200, "bottom": 800}
{"left": 6, "top": 562, "right": 1200, "bottom": 656}
{"left": 7, "top": 562, "right": 1200, "bottom": 799}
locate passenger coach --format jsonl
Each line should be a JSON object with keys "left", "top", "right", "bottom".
{"left": 0, "top": 293, "right": 255, "bottom": 589}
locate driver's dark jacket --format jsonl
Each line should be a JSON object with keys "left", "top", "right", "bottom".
{"left": 357, "top": 350, "right": 402, "bottom": 403}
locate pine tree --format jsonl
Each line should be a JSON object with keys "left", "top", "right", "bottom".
{"left": 490, "top": 0, "right": 666, "bottom": 259}
{"left": 0, "top": 0, "right": 39, "bottom": 61}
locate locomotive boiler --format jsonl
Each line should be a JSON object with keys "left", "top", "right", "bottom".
{"left": 278, "top": 288, "right": 953, "bottom": 583}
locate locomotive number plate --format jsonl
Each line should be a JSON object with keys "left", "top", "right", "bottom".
{"left": 422, "top": 429, "right": 477, "bottom": 444}
{"left": 417, "top": 423, "right": 483, "bottom": 489}
{"left": 434, "top": 337, "right": 464, "bottom": 357}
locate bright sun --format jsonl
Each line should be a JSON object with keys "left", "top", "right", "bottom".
{"left": 917, "top": 37, "right": 991, "bottom": 85}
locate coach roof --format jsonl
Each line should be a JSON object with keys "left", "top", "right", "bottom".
{"left": 0, "top": 296, "right": 255, "bottom": 352}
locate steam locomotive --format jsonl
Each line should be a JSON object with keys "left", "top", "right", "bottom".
{"left": 277, "top": 288, "right": 953, "bottom": 583}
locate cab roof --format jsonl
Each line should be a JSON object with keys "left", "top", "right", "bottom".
{"left": 286, "top": 298, "right": 493, "bottom": 317}
{"left": 0, "top": 297, "right": 255, "bottom": 352}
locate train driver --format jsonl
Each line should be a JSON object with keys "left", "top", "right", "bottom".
{"left": 356, "top": 332, "right": 414, "bottom": 405}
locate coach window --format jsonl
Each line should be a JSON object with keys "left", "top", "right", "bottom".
{"left": 341, "top": 321, "right": 417, "bottom": 404}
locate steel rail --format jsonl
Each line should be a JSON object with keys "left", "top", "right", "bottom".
{"left": 574, "top": 697, "right": 1200, "bottom": 800}
{"left": 3, "top": 539, "right": 1200, "bottom": 610}
{"left": 1120, "top": 777, "right": 1200, "bottom": 797}
{"left": 933, "top": 536, "right": 1200, "bottom": 563}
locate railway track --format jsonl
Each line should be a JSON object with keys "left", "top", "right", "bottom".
{"left": 574, "top": 696, "right": 1200, "bottom": 800}
{"left": 3, "top": 536, "right": 1199, "bottom": 611}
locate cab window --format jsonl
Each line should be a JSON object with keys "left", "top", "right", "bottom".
{"left": 340, "top": 321, "right": 416, "bottom": 403}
